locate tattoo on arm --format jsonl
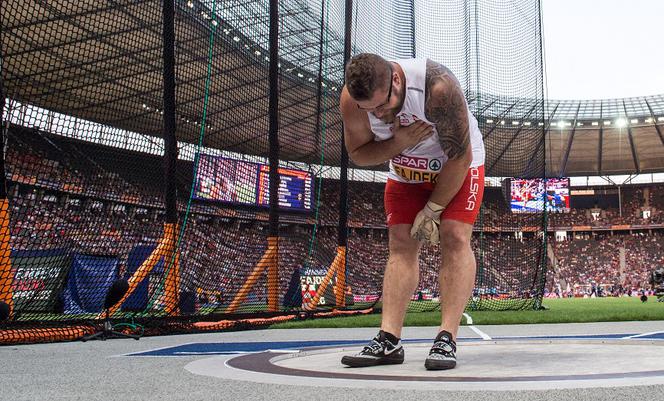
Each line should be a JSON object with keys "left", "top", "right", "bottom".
{"left": 424, "top": 59, "right": 470, "bottom": 160}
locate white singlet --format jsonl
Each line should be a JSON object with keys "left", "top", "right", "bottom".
{"left": 367, "top": 58, "right": 485, "bottom": 184}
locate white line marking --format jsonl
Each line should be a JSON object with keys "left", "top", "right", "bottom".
{"left": 173, "top": 349, "right": 300, "bottom": 356}
{"left": 469, "top": 325, "right": 492, "bottom": 340}
{"left": 622, "top": 330, "right": 664, "bottom": 339}
{"left": 116, "top": 341, "right": 197, "bottom": 357}
{"left": 267, "top": 349, "right": 301, "bottom": 354}
{"left": 176, "top": 351, "right": 254, "bottom": 355}
{"left": 463, "top": 312, "right": 491, "bottom": 340}
{"left": 462, "top": 312, "right": 473, "bottom": 325}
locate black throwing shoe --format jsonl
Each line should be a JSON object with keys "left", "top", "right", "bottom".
{"left": 341, "top": 330, "right": 404, "bottom": 367}
{"left": 424, "top": 330, "right": 457, "bottom": 370}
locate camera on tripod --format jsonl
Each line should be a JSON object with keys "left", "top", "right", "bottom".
{"left": 650, "top": 268, "right": 664, "bottom": 301}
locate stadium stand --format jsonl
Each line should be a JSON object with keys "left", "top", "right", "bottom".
{"left": 8, "top": 128, "right": 663, "bottom": 307}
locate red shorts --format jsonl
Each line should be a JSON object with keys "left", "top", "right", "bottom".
{"left": 384, "top": 165, "right": 485, "bottom": 226}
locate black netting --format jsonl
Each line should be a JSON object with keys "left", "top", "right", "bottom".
{"left": 347, "top": 0, "right": 546, "bottom": 312}
{"left": 0, "top": 0, "right": 546, "bottom": 344}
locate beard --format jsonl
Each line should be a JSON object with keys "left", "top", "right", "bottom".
{"left": 373, "top": 107, "right": 400, "bottom": 124}
{"left": 375, "top": 88, "right": 404, "bottom": 124}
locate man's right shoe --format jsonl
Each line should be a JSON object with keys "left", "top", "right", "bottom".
{"left": 341, "top": 330, "right": 405, "bottom": 367}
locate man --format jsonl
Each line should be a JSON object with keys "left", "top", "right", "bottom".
{"left": 339, "top": 53, "right": 485, "bottom": 370}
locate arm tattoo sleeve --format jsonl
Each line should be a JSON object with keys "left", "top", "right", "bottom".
{"left": 424, "top": 59, "right": 470, "bottom": 160}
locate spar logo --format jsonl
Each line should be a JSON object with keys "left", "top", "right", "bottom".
{"left": 392, "top": 154, "right": 429, "bottom": 170}
{"left": 466, "top": 167, "right": 480, "bottom": 211}
{"left": 391, "top": 155, "right": 442, "bottom": 183}
{"left": 428, "top": 159, "right": 442, "bottom": 171}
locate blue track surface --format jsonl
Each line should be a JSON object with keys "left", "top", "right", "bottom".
{"left": 126, "top": 332, "right": 664, "bottom": 357}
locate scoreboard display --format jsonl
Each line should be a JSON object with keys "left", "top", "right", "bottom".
{"left": 193, "top": 154, "right": 313, "bottom": 212}
{"left": 257, "top": 165, "right": 312, "bottom": 210}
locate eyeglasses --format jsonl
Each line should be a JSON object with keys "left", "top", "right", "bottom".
{"left": 357, "top": 65, "right": 393, "bottom": 112}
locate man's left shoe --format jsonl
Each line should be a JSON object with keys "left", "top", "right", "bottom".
{"left": 424, "top": 330, "right": 457, "bottom": 370}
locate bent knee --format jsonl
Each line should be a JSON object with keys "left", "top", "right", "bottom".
{"left": 388, "top": 227, "right": 420, "bottom": 256}
{"left": 439, "top": 221, "right": 472, "bottom": 251}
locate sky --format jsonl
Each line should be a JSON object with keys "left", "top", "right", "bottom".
{"left": 542, "top": 0, "right": 664, "bottom": 100}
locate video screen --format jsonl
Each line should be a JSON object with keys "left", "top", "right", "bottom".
{"left": 545, "top": 178, "right": 570, "bottom": 212}
{"left": 510, "top": 178, "right": 570, "bottom": 213}
{"left": 193, "top": 156, "right": 257, "bottom": 205}
{"left": 193, "top": 154, "right": 313, "bottom": 211}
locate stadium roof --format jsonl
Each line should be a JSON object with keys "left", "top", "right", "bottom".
{"left": 2, "top": 0, "right": 663, "bottom": 177}
{"left": 478, "top": 95, "right": 664, "bottom": 176}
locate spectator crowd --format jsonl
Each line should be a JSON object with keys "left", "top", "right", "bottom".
{"left": 7, "top": 127, "right": 664, "bottom": 310}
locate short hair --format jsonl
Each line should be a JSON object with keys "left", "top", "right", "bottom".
{"left": 345, "top": 53, "right": 391, "bottom": 101}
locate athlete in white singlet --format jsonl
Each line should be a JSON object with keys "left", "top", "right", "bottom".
{"left": 339, "top": 53, "right": 485, "bottom": 370}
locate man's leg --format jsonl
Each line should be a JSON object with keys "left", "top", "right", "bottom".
{"left": 340, "top": 224, "right": 420, "bottom": 367}
{"left": 424, "top": 218, "right": 475, "bottom": 371}
{"left": 438, "top": 219, "right": 476, "bottom": 340}
{"left": 380, "top": 224, "right": 421, "bottom": 337}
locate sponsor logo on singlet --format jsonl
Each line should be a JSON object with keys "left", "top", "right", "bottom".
{"left": 391, "top": 154, "right": 442, "bottom": 183}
